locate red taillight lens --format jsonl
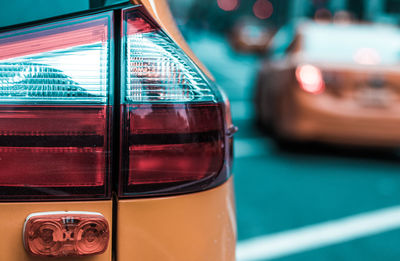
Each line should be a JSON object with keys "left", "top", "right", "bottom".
{"left": 296, "top": 64, "right": 325, "bottom": 94}
{"left": 119, "top": 7, "right": 230, "bottom": 196}
{"left": 0, "top": 106, "right": 108, "bottom": 188}
{"left": 0, "top": 12, "right": 113, "bottom": 200}
{"left": 124, "top": 104, "right": 224, "bottom": 186}
{"left": 24, "top": 212, "right": 109, "bottom": 257}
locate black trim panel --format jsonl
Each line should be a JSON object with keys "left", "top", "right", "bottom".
{"left": 0, "top": 135, "right": 104, "bottom": 147}
{"left": 128, "top": 130, "right": 222, "bottom": 145}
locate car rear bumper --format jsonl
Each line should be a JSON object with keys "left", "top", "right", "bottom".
{"left": 0, "top": 178, "right": 236, "bottom": 261}
{"left": 117, "top": 177, "right": 236, "bottom": 261}
{"left": 281, "top": 90, "right": 400, "bottom": 146}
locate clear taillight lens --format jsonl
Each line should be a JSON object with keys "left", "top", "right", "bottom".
{"left": 123, "top": 13, "right": 215, "bottom": 103}
{"left": 0, "top": 12, "right": 113, "bottom": 199}
{"left": 119, "top": 7, "right": 230, "bottom": 197}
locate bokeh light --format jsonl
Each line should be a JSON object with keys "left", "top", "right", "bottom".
{"left": 217, "top": 0, "right": 239, "bottom": 11}
{"left": 314, "top": 8, "right": 332, "bottom": 21}
{"left": 296, "top": 65, "right": 325, "bottom": 94}
{"left": 253, "top": 0, "right": 273, "bottom": 20}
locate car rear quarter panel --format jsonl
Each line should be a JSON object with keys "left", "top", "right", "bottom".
{"left": 117, "top": 178, "right": 236, "bottom": 261}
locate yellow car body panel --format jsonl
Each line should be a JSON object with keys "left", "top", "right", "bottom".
{"left": 117, "top": 178, "right": 236, "bottom": 261}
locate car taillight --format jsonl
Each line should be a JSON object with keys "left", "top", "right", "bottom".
{"left": 119, "top": 7, "right": 231, "bottom": 197}
{"left": 0, "top": 4, "right": 233, "bottom": 200}
{"left": 0, "top": 12, "right": 113, "bottom": 200}
{"left": 296, "top": 64, "right": 325, "bottom": 94}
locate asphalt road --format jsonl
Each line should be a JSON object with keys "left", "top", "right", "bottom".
{"left": 186, "top": 29, "right": 400, "bottom": 261}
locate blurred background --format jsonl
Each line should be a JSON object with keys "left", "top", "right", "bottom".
{"left": 166, "top": 0, "right": 400, "bottom": 260}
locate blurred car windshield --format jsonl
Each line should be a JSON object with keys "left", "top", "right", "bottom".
{"left": 302, "top": 23, "right": 400, "bottom": 65}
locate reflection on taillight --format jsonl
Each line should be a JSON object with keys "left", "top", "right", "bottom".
{"left": 0, "top": 12, "right": 112, "bottom": 200}
{"left": 296, "top": 64, "right": 325, "bottom": 94}
{"left": 24, "top": 212, "right": 109, "bottom": 257}
{"left": 120, "top": 7, "right": 230, "bottom": 197}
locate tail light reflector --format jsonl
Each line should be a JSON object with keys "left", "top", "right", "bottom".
{"left": 296, "top": 64, "right": 325, "bottom": 94}
{"left": 119, "top": 7, "right": 230, "bottom": 196}
{"left": 0, "top": 12, "right": 113, "bottom": 200}
{"left": 23, "top": 212, "right": 109, "bottom": 257}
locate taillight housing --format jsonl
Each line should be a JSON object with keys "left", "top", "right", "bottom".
{"left": 119, "top": 7, "right": 231, "bottom": 197}
{"left": 0, "top": 12, "right": 113, "bottom": 200}
{"left": 296, "top": 64, "right": 325, "bottom": 94}
{"left": 0, "top": 4, "right": 233, "bottom": 201}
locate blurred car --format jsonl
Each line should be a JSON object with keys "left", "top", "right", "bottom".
{"left": 0, "top": 0, "right": 236, "bottom": 260}
{"left": 255, "top": 21, "right": 400, "bottom": 146}
{"left": 229, "top": 18, "right": 272, "bottom": 54}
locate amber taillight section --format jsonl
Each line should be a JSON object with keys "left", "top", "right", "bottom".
{"left": 23, "top": 212, "right": 109, "bottom": 257}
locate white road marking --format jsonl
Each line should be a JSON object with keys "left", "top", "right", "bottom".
{"left": 237, "top": 205, "right": 400, "bottom": 261}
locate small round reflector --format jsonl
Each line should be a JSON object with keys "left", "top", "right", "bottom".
{"left": 23, "top": 212, "right": 109, "bottom": 257}
{"left": 76, "top": 220, "right": 109, "bottom": 255}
